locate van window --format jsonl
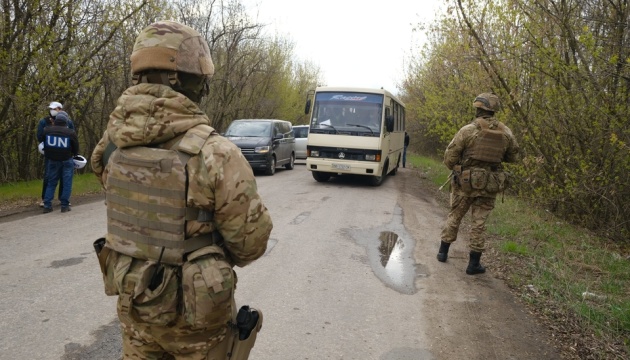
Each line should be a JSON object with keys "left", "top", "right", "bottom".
{"left": 294, "top": 126, "right": 308, "bottom": 138}
{"left": 225, "top": 121, "right": 271, "bottom": 137}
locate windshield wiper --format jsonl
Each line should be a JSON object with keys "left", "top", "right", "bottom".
{"left": 346, "top": 123, "right": 374, "bottom": 135}
{"left": 320, "top": 123, "right": 339, "bottom": 134}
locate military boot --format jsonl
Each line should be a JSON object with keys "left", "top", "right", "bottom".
{"left": 436, "top": 241, "right": 451, "bottom": 262}
{"left": 466, "top": 251, "right": 486, "bottom": 275}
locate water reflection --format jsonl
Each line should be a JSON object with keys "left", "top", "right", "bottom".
{"left": 348, "top": 205, "right": 419, "bottom": 295}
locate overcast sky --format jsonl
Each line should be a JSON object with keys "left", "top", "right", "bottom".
{"left": 243, "top": 0, "right": 443, "bottom": 96}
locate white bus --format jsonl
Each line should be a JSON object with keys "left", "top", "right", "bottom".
{"left": 304, "top": 86, "right": 406, "bottom": 186}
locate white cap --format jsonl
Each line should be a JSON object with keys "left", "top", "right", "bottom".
{"left": 48, "top": 101, "right": 63, "bottom": 109}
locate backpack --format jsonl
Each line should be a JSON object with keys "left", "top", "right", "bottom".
{"left": 104, "top": 125, "right": 215, "bottom": 265}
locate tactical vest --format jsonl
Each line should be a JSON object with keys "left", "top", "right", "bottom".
{"left": 463, "top": 117, "right": 508, "bottom": 164}
{"left": 105, "top": 125, "right": 214, "bottom": 266}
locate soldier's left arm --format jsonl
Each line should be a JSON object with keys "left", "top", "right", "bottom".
{"left": 199, "top": 137, "right": 273, "bottom": 268}
{"left": 91, "top": 130, "right": 109, "bottom": 186}
{"left": 503, "top": 127, "right": 521, "bottom": 163}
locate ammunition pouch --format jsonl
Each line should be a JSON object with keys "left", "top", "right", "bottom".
{"left": 486, "top": 171, "right": 508, "bottom": 193}
{"left": 118, "top": 258, "right": 179, "bottom": 326}
{"left": 181, "top": 246, "right": 234, "bottom": 330}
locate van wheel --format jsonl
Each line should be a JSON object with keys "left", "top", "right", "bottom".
{"left": 265, "top": 156, "right": 276, "bottom": 176}
{"left": 369, "top": 161, "right": 388, "bottom": 186}
{"left": 285, "top": 153, "right": 295, "bottom": 170}
{"left": 312, "top": 171, "right": 331, "bottom": 182}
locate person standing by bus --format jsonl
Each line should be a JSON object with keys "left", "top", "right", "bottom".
{"left": 403, "top": 131, "right": 410, "bottom": 167}
{"left": 436, "top": 93, "right": 520, "bottom": 275}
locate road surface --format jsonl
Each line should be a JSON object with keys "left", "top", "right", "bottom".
{"left": 0, "top": 163, "right": 560, "bottom": 359}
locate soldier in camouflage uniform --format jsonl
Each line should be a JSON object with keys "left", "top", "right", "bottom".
{"left": 436, "top": 93, "right": 520, "bottom": 275}
{"left": 91, "top": 20, "right": 272, "bottom": 359}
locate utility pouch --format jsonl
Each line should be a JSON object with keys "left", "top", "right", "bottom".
{"left": 470, "top": 168, "right": 488, "bottom": 190}
{"left": 227, "top": 306, "right": 263, "bottom": 360}
{"left": 486, "top": 171, "right": 507, "bottom": 193}
{"left": 118, "top": 259, "right": 179, "bottom": 326}
{"left": 182, "top": 246, "right": 234, "bottom": 330}
{"left": 93, "top": 237, "right": 120, "bottom": 296}
{"left": 459, "top": 169, "right": 472, "bottom": 191}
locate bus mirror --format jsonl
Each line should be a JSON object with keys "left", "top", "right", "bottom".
{"left": 305, "top": 99, "right": 311, "bottom": 115}
{"left": 385, "top": 115, "right": 394, "bottom": 132}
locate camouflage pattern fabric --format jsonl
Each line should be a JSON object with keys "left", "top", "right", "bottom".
{"left": 92, "top": 83, "right": 272, "bottom": 267}
{"left": 440, "top": 194, "right": 496, "bottom": 252}
{"left": 130, "top": 20, "right": 214, "bottom": 77}
{"left": 91, "top": 82, "right": 272, "bottom": 358}
{"left": 443, "top": 116, "right": 520, "bottom": 198}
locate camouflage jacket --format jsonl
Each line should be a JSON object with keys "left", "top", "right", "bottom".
{"left": 444, "top": 116, "right": 520, "bottom": 198}
{"left": 91, "top": 83, "right": 272, "bottom": 267}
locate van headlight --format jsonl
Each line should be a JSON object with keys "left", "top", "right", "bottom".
{"left": 255, "top": 146, "right": 270, "bottom": 154}
{"left": 365, "top": 154, "right": 376, "bottom": 161}
{"left": 310, "top": 150, "right": 319, "bottom": 157}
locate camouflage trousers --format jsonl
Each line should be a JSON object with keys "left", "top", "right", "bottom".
{"left": 121, "top": 315, "right": 233, "bottom": 360}
{"left": 440, "top": 194, "right": 496, "bottom": 252}
{"left": 107, "top": 249, "right": 237, "bottom": 360}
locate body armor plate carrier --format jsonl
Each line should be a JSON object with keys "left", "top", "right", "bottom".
{"left": 464, "top": 117, "right": 508, "bottom": 164}
{"left": 105, "top": 125, "right": 214, "bottom": 265}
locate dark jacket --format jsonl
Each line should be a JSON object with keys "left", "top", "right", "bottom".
{"left": 37, "top": 114, "right": 76, "bottom": 143}
{"left": 43, "top": 123, "right": 79, "bottom": 161}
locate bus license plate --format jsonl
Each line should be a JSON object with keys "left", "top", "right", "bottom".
{"left": 332, "top": 163, "right": 350, "bottom": 171}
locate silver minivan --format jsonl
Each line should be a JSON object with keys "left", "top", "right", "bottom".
{"left": 224, "top": 119, "right": 295, "bottom": 175}
{"left": 293, "top": 125, "right": 309, "bottom": 160}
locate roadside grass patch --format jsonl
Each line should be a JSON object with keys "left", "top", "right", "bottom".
{"left": 0, "top": 173, "right": 102, "bottom": 206}
{"left": 408, "top": 152, "right": 630, "bottom": 358}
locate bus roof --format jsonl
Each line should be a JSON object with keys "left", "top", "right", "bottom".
{"left": 314, "top": 86, "right": 404, "bottom": 107}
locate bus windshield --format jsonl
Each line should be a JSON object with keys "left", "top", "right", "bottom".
{"left": 310, "top": 92, "right": 384, "bottom": 136}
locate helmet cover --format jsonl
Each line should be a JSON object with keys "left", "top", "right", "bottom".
{"left": 130, "top": 20, "right": 214, "bottom": 78}
{"left": 473, "top": 93, "right": 500, "bottom": 112}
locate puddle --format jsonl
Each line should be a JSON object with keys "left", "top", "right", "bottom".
{"left": 347, "top": 205, "right": 420, "bottom": 295}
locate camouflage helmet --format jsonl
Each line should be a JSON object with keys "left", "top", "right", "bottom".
{"left": 472, "top": 93, "right": 500, "bottom": 112}
{"left": 130, "top": 20, "right": 214, "bottom": 78}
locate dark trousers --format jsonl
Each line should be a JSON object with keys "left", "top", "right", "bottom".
{"left": 42, "top": 158, "right": 63, "bottom": 200}
{"left": 43, "top": 158, "right": 74, "bottom": 208}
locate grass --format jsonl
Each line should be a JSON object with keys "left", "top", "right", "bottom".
{"left": 407, "top": 153, "right": 630, "bottom": 359}
{"left": 0, "top": 172, "right": 103, "bottom": 204}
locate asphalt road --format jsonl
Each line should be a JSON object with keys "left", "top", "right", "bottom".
{"left": 0, "top": 163, "right": 561, "bottom": 360}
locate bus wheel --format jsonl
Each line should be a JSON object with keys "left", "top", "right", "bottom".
{"left": 312, "top": 171, "right": 331, "bottom": 182}
{"left": 391, "top": 155, "right": 400, "bottom": 176}
{"left": 370, "top": 162, "right": 388, "bottom": 186}
{"left": 265, "top": 156, "right": 276, "bottom": 176}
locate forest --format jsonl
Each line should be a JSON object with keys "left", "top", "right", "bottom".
{"left": 0, "top": 0, "right": 320, "bottom": 182}
{"left": 400, "top": 0, "right": 629, "bottom": 242}
{"left": 1, "top": 0, "right": 628, "bottom": 241}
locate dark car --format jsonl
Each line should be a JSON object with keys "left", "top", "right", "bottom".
{"left": 224, "top": 119, "right": 295, "bottom": 175}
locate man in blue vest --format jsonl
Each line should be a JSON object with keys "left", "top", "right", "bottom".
{"left": 42, "top": 112, "right": 79, "bottom": 213}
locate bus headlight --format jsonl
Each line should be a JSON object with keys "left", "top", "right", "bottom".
{"left": 255, "top": 146, "right": 270, "bottom": 154}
